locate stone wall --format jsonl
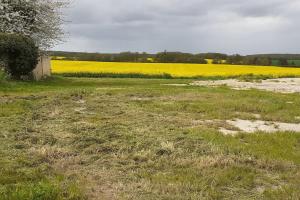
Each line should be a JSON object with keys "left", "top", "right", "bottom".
{"left": 32, "top": 56, "right": 51, "bottom": 80}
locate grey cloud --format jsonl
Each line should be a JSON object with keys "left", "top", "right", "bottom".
{"left": 55, "top": 0, "right": 300, "bottom": 54}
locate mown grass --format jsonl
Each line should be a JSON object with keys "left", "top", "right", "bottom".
{"left": 0, "top": 76, "right": 300, "bottom": 199}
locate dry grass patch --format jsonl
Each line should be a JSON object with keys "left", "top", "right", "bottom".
{"left": 0, "top": 77, "right": 300, "bottom": 199}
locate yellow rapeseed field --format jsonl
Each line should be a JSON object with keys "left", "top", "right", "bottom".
{"left": 51, "top": 60, "right": 300, "bottom": 77}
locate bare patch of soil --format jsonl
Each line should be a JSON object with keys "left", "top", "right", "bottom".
{"left": 220, "top": 119, "right": 300, "bottom": 135}
{"left": 163, "top": 84, "right": 188, "bottom": 87}
{"left": 191, "top": 78, "right": 300, "bottom": 93}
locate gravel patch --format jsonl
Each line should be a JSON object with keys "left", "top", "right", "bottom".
{"left": 219, "top": 128, "right": 239, "bottom": 136}
{"left": 221, "top": 119, "right": 300, "bottom": 135}
{"left": 191, "top": 78, "right": 300, "bottom": 93}
{"left": 163, "top": 84, "right": 188, "bottom": 87}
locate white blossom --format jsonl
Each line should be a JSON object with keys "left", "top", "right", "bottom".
{"left": 0, "top": 0, "right": 70, "bottom": 50}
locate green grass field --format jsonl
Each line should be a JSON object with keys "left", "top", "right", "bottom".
{"left": 1, "top": 75, "right": 300, "bottom": 199}
{"left": 272, "top": 59, "right": 300, "bottom": 67}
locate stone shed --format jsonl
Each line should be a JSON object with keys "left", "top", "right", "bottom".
{"left": 32, "top": 55, "right": 51, "bottom": 80}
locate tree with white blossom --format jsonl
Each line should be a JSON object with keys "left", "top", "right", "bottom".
{"left": 0, "top": 0, "right": 70, "bottom": 50}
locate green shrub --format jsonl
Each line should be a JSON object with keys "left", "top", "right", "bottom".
{"left": 0, "top": 33, "right": 39, "bottom": 80}
{"left": 1, "top": 178, "right": 85, "bottom": 200}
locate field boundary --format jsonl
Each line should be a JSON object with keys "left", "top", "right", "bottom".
{"left": 53, "top": 72, "right": 300, "bottom": 80}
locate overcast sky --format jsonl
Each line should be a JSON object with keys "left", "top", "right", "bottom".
{"left": 54, "top": 0, "right": 300, "bottom": 55}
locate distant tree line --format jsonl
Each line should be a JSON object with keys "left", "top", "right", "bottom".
{"left": 252, "top": 54, "right": 300, "bottom": 60}
{"left": 226, "top": 54, "right": 271, "bottom": 66}
{"left": 50, "top": 51, "right": 300, "bottom": 67}
{"left": 51, "top": 51, "right": 155, "bottom": 62}
{"left": 50, "top": 51, "right": 226, "bottom": 64}
{"left": 225, "top": 54, "right": 294, "bottom": 66}
{"left": 198, "top": 53, "right": 228, "bottom": 60}
{"left": 155, "top": 51, "right": 207, "bottom": 64}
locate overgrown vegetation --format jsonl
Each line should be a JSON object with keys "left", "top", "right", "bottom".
{"left": 0, "top": 33, "right": 39, "bottom": 80}
{"left": 0, "top": 77, "right": 299, "bottom": 199}
{"left": 55, "top": 72, "right": 283, "bottom": 81}
{"left": 56, "top": 72, "right": 174, "bottom": 79}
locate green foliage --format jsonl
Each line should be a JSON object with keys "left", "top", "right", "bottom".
{"left": 1, "top": 179, "right": 84, "bottom": 200}
{"left": 56, "top": 72, "right": 174, "bottom": 79}
{"left": 0, "top": 33, "right": 39, "bottom": 79}
{"left": 278, "top": 58, "right": 289, "bottom": 66}
{"left": 198, "top": 52, "right": 228, "bottom": 60}
{"left": 272, "top": 59, "right": 299, "bottom": 67}
{"left": 54, "top": 72, "right": 298, "bottom": 81}
{"left": 0, "top": 70, "right": 6, "bottom": 81}
{"left": 51, "top": 51, "right": 155, "bottom": 63}
{"left": 246, "top": 57, "right": 271, "bottom": 66}
{"left": 212, "top": 58, "right": 222, "bottom": 64}
{"left": 50, "top": 51, "right": 209, "bottom": 64}
{"left": 226, "top": 54, "right": 244, "bottom": 65}
{"left": 288, "top": 60, "right": 300, "bottom": 66}
{"left": 155, "top": 51, "right": 208, "bottom": 64}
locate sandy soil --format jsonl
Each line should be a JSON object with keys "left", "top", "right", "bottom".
{"left": 220, "top": 119, "right": 300, "bottom": 135}
{"left": 191, "top": 78, "right": 300, "bottom": 93}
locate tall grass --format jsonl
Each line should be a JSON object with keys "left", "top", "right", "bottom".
{"left": 2, "top": 178, "right": 84, "bottom": 200}
{"left": 0, "top": 70, "right": 6, "bottom": 81}
{"left": 54, "top": 72, "right": 297, "bottom": 81}
{"left": 55, "top": 72, "right": 173, "bottom": 79}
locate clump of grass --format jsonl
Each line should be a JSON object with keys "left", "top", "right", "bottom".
{"left": 1, "top": 178, "right": 84, "bottom": 200}
{"left": 0, "top": 151, "right": 85, "bottom": 200}
{"left": 0, "top": 70, "right": 7, "bottom": 81}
